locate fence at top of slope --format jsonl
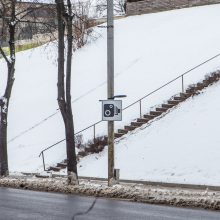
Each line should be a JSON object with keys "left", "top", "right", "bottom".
{"left": 39, "top": 52, "right": 220, "bottom": 171}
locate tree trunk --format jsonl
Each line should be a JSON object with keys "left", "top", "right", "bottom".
{"left": 65, "top": 116, "right": 77, "bottom": 177}
{"left": 0, "top": 104, "right": 9, "bottom": 176}
{"left": 65, "top": 0, "right": 78, "bottom": 182}
{"left": 56, "top": 0, "right": 78, "bottom": 184}
{"left": 0, "top": 0, "right": 16, "bottom": 177}
{"left": 0, "top": 64, "right": 15, "bottom": 177}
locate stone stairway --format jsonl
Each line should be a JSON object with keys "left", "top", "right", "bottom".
{"left": 48, "top": 72, "right": 220, "bottom": 172}
{"left": 114, "top": 73, "right": 220, "bottom": 138}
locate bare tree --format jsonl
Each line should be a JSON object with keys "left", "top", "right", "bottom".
{"left": 55, "top": 0, "right": 78, "bottom": 184}
{"left": 71, "top": 0, "right": 93, "bottom": 49}
{"left": 0, "top": 0, "right": 56, "bottom": 176}
{"left": 96, "top": 0, "right": 126, "bottom": 17}
{"left": 0, "top": 0, "right": 16, "bottom": 176}
{"left": 0, "top": 0, "right": 95, "bottom": 178}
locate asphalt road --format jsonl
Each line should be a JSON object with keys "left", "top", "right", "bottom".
{"left": 0, "top": 187, "right": 220, "bottom": 220}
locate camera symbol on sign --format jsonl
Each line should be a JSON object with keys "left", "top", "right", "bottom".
{"left": 104, "top": 104, "right": 121, "bottom": 117}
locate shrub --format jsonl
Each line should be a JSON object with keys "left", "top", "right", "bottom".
{"left": 77, "top": 136, "right": 108, "bottom": 158}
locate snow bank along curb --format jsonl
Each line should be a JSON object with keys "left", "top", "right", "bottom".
{"left": 1, "top": 176, "right": 220, "bottom": 210}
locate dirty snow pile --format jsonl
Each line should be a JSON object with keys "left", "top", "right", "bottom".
{"left": 1, "top": 176, "right": 220, "bottom": 210}
{"left": 1, "top": 4, "right": 220, "bottom": 185}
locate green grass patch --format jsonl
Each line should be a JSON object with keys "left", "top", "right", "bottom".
{"left": 15, "top": 42, "right": 41, "bottom": 52}
{"left": 0, "top": 42, "right": 43, "bottom": 58}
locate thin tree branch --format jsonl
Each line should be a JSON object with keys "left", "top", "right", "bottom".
{"left": 0, "top": 47, "right": 10, "bottom": 65}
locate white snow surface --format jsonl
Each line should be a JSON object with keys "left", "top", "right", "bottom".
{"left": 1, "top": 4, "right": 220, "bottom": 185}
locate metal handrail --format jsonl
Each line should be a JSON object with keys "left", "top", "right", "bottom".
{"left": 39, "top": 52, "right": 220, "bottom": 170}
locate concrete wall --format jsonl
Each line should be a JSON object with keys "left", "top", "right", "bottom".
{"left": 126, "top": 0, "right": 220, "bottom": 15}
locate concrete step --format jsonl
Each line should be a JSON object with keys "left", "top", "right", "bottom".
{"left": 118, "top": 129, "right": 128, "bottom": 134}
{"left": 137, "top": 118, "right": 149, "bottom": 123}
{"left": 213, "top": 72, "right": 220, "bottom": 79}
{"left": 173, "top": 96, "right": 186, "bottom": 101}
{"left": 208, "top": 74, "right": 220, "bottom": 82}
{"left": 167, "top": 100, "right": 180, "bottom": 105}
{"left": 48, "top": 166, "right": 62, "bottom": 172}
{"left": 197, "top": 82, "right": 205, "bottom": 90}
{"left": 57, "top": 162, "right": 67, "bottom": 168}
{"left": 161, "top": 104, "right": 175, "bottom": 109}
{"left": 114, "top": 133, "right": 124, "bottom": 138}
{"left": 185, "top": 91, "right": 193, "bottom": 96}
{"left": 124, "top": 125, "right": 137, "bottom": 131}
{"left": 180, "top": 92, "right": 191, "bottom": 98}
{"left": 143, "top": 114, "right": 156, "bottom": 120}
{"left": 131, "top": 121, "right": 145, "bottom": 127}
{"left": 156, "top": 107, "right": 168, "bottom": 112}
{"left": 207, "top": 76, "right": 216, "bottom": 83}
{"left": 202, "top": 79, "right": 209, "bottom": 86}
{"left": 150, "top": 111, "right": 163, "bottom": 116}
{"left": 186, "top": 86, "right": 196, "bottom": 94}
{"left": 215, "top": 73, "right": 220, "bottom": 80}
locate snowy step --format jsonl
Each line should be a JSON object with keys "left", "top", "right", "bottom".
{"left": 202, "top": 79, "right": 209, "bottom": 86}
{"left": 115, "top": 133, "right": 124, "bottom": 138}
{"left": 150, "top": 111, "right": 163, "bottom": 116}
{"left": 186, "top": 88, "right": 194, "bottom": 94}
{"left": 161, "top": 104, "right": 175, "bottom": 109}
{"left": 213, "top": 72, "right": 220, "bottom": 78}
{"left": 207, "top": 76, "right": 216, "bottom": 83}
{"left": 48, "top": 166, "right": 62, "bottom": 172}
{"left": 137, "top": 118, "right": 149, "bottom": 123}
{"left": 214, "top": 73, "right": 220, "bottom": 80}
{"left": 118, "top": 129, "right": 128, "bottom": 134}
{"left": 167, "top": 100, "right": 180, "bottom": 105}
{"left": 156, "top": 107, "right": 168, "bottom": 112}
{"left": 143, "top": 114, "right": 156, "bottom": 120}
{"left": 209, "top": 74, "right": 220, "bottom": 81}
{"left": 180, "top": 92, "right": 191, "bottom": 98}
{"left": 131, "top": 121, "right": 145, "bottom": 127}
{"left": 173, "top": 96, "right": 186, "bottom": 101}
{"left": 197, "top": 82, "right": 205, "bottom": 89}
{"left": 57, "top": 162, "right": 67, "bottom": 168}
{"left": 124, "top": 125, "right": 138, "bottom": 131}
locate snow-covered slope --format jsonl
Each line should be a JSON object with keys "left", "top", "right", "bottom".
{"left": 1, "top": 4, "right": 220, "bottom": 175}
{"left": 78, "top": 81, "right": 220, "bottom": 186}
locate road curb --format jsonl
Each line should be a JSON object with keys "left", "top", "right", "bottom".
{"left": 20, "top": 173, "right": 220, "bottom": 191}
{"left": 51, "top": 175, "right": 220, "bottom": 191}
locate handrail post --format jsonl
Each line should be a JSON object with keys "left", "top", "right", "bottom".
{"left": 42, "top": 152, "right": 46, "bottom": 171}
{"left": 93, "top": 124, "right": 96, "bottom": 144}
{"left": 182, "top": 75, "right": 184, "bottom": 93}
{"left": 139, "top": 100, "right": 142, "bottom": 118}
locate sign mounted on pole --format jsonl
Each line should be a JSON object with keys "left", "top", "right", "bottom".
{"left": 101, "top": 100, "right": 122, "bottom": 121}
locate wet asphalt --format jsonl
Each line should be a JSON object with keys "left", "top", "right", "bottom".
{"left": 0, "top": 187, "right": 220, "bottom": 220}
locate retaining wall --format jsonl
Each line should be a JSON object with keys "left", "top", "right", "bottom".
{"left": 126, "top": 0, "right": 220, "bottom": 15}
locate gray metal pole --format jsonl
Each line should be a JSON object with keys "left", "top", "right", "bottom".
{"left": 107, "top": 0, "right": 115, "bottom": 186}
